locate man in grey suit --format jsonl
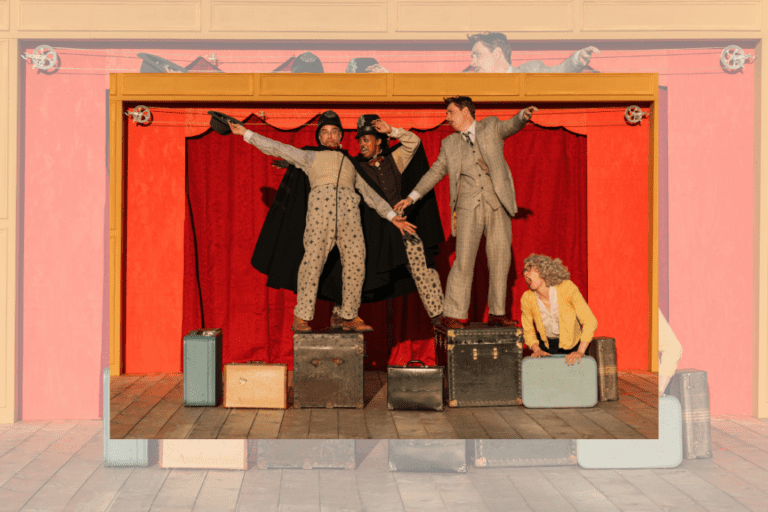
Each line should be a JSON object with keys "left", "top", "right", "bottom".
{"left": 394, "top": 97, "right": 537, "bottom": 329}
{"left": 468, "top": 32, "right": 599, "bottom": 73}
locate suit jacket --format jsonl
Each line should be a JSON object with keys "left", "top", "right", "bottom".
{"left": 510, "top": 52, "right": 583, "bottom": 73}
{"left": 412, "top": 113, "right": 527, "bottom": 236}
{"left": 521, "top": 280, "right": 598, "bottom": 351}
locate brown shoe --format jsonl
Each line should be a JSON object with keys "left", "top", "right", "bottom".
{"left": 342, "top": 316, "right": 373, "bottom": 332}
{"left": 330, "top": 311, "right": 344, "bottom": 329}
{"left": 441, "top": 316, "right": 466, "bottom": 329}
{"left": 487, "top": 315, "right": 518, "bottom": 327}
{"left": 292, "top": 315, "right": 312, "bottom": 333}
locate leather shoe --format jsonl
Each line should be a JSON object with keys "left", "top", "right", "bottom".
{"left": 292, "top": 315, "right": 312, "bottom": 333}
{"left": 342, "top": 316, "right": 373, "bottom": 332}
{"left": 487, "top": 315, "right": 518, "bottom": 327}
{"left": 330, "top": 311, "right": 344, "bottom": 329}
{"left": 440, "top": 316, "right": 466, "bottom": 329}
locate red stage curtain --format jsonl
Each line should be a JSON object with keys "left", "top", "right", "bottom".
{"left": 182, "top": 115, "right": 587, "bottom": 370}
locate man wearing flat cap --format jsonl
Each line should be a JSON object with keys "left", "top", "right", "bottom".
{"left": 228, "top": 111, "right": 414, "bottom": 333}
{"left": 348, "top": 114, "right": 445, "bottom": 324}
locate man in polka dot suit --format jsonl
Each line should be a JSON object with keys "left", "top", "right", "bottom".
{"left": 229, "top": 112, "right": 416, "bottom": 333}
{"left": 347, "top": 114, "right": 445, "bottom": 326}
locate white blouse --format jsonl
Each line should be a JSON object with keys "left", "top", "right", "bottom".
{"left": 535, "top": 286, "right": 560, "bottom": 338}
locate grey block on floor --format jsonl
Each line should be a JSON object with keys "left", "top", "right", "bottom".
{"left": 103, "top": 367, "right": 158, "bottom": 466}
{"left": 575, "top": 395, "right": 683, "bottom": 469}
{"left": 388, "top": 440, "right": 468, "bottom": 473}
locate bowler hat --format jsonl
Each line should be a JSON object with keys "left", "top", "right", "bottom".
{"left": 346, "top": 57, "right": 379, "bottom": 73}
{"left": 291, "top": 52, "right": 324, "bottom": 73}
{"left": 355, "top": 114, "right": 384, "bottom": 139}
{"left": 315, "top": 110, "right": 344, "bottom": 145}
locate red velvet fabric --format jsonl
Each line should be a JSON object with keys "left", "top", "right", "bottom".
{"left": 182, "top": 115, "right": 587, "bottom": 370}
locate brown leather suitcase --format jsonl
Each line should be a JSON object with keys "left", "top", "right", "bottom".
{"left": 586, "top": 336, "right": 619, "bottom": 401}
{"left": 223, "top": 362, "right": 288, "bottom": 409}
{"left": 293, "top": 330, "right": 365, "bottom": 409}
{"left": 668, "top": 369, "right": 712, "bottom": 459}
{"left": 434, "top": 323, "right": 522, "bottom": 407}
{"left": 388, "top": 440, "right": 467, "bottom": 473}
{"left": 387, "top": 360, "right": 444, "bottom": 411}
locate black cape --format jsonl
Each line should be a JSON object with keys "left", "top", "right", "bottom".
{"left": 251, "top": 143, "right": 444, "bottom": 303}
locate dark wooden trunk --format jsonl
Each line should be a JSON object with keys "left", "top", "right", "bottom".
{"left": 469, "top": 439, "right": 576, "bottom": 467}
{"left": 434, "top": 324, "right": 523, "bottom": 407}
{"left": 293, "top": 330, "right": 365, "bottom": 409}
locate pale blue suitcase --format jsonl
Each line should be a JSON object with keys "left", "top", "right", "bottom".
{"left": 575, "top": 395, "right": 683, "bottom": 469}
{"left": 521, "top": 354, "right": 598, "bottom": 408}
{"left": 103, "top": 367, "right": 157, "bottom": 466}
{"left": 183, "top": 328, "right": 223, "bottom": 406}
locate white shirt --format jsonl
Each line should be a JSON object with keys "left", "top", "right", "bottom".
{"left": 535, "top": 286, "right": 560, "bottom": 338}
{"left": 461, "top": 121, "right": 477, "bottom": 145}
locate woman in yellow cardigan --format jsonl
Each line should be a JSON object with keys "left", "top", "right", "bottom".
{"left": 521, "top": 254, "right": 598, "bottom": 366}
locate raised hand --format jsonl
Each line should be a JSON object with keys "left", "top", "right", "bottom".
{"left": 372, "top": 118, "right": 393, "bottom": 135}
{"left": 392, "top": 216, "right": 417, "bottom": 235}
{"left": 579, "top": 46, "right": 600, "bottom": 66}
{"left": 521, "top": 106, "right": 539, "bottom": 122}
{"left": 228, "top": 120, "right": 246, "bottom": 137}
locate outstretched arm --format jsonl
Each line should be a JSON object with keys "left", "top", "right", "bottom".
{"left": 228, "top": 120, "right": 316, "bottom": 172}
{"left": 498, "top": 106, "right": 538, "bottom": 139}
{"left": 354, "top": 173, "right": 417, "bottom": 235}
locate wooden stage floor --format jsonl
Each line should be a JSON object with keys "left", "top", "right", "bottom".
{"left": 109, "top": 370, "right": 659, "bottom": 440}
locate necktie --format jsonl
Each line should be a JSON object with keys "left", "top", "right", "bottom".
{"left": 463, "top": 132, "right": 473, "bottom": 146}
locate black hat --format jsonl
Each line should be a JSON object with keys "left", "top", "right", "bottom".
{"left": 346, "top": 57, "right": 379, "bottom": 73}
{"left": 315, "top": 110, "right": 344, "bottom": 145}
{"left": 208, "top": 111, "right": 244, "bottom": 135}
{"left": 291, "top": 52, "right": 324, "bottom": 73}
{"left": 137, "top": 53, "right": 188, "bottom": 73}
{"left": 355, "top": 114, "right": 384, "bottom": 139}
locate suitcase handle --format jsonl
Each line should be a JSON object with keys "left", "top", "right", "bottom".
{"left": 405, "top": 360, "right": 426, "bottom": 367}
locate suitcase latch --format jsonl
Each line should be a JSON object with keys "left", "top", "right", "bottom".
{"left": 310, "top": 359, "right": 320, "bottom": 367}
{"left": 493, "top": 347, "right": 498, "bottom": 360}
{"left": 473, "top": 348, "right": 477, "bottom": 360}
{"left": 333, "top": 358, "right": 344, "bottom": 366}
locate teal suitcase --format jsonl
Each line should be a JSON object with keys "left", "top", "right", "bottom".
{"left": 521, "top": 354, "right": 598, "bottom": 408}
{"left": 103, "top": 367, "right": 157, "bottom": 466}
{"left": 576, "top": 395, "right": 683, "bottom": 468}
{"left": 183, "top": 328, "right": 223, "bottom": 406}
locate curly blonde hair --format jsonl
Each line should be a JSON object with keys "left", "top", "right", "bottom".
{"left": 523, "top": 254, "right": 571, "bottom": 287}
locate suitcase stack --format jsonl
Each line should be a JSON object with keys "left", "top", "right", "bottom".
{"left": 293, "top": 330, "right": 365, "bottom": 409}
{"left": 257, "top": 440, "right": 356, "bottom": 470}
{"left": 387, "top": 360, "right": 444, "bottom": 411}
{"left": 470, "top": 439, "right": 577, "bottom": 468}
{"left": 586, "top": 336, "right": 619, "bottom": 401}
{"left": 223, "top": 362, "right": 288, "bottom": 409}
{"left": 521, "top": 354, "right": 598, "bottom": 408}
{"left": 433, "top": 324, "right": 522, "bottom": 407}
{"left": 183, "top": 328, "right": 223, "bottom": 407}
{"left": 668, "top": 369, "right": 712, "bottom": 459}
{"left": 388, "top": 440, "right": 468, "bottom": 473}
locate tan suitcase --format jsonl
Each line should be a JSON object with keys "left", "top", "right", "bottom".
{"left": 159, "top": 440, "right": 248, "bottom": 469}
{"left": 223, "top": 362, "right": 288, "bottom": 409}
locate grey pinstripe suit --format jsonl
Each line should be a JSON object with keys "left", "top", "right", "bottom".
{"left": 408, "top": 111, "right": 528, "bottom": 319}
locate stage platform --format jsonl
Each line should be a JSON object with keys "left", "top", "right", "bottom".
{"left": 108, "top": 370, "right": 659, "bottom": 440}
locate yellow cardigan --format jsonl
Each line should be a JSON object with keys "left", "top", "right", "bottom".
{"left": 521, "top": 280, "right": 598, "bottom": 351}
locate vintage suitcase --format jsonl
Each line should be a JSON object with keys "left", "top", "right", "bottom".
{"left": 183, "top": 328, "right": 223, "bottom": 406}
{"left": 223, "top": 361, "right": 288, "bottom": 409}
{"left": 521, "top": 354, "right": 598, "bottom": 408}
{"left": 293, "top": 330, "right": 364, "bottom": 409}
{"left": 159, "top": 440, "right": 248, "bottom": 469}
{"left": 668, "top": 369, "right": 712, "bottom": 459}
{"left": 387, "top": 360, "right": 444, "bottom": 411}
{"left": 388, "top": 440, "right": 468, "bottom": 473}
{"left": 434, "top": 324, "right": 522, "bottom": 407}
{"left": 576, "top": 395, "right": 683, "bottom": 469}
{"left": 257, "top": 440, "right": 356, "bottom": 470}
{"left": 103, "top": 367, "right": 158, "bottom": 467}
{"left": 586, "top": 336, "right": 619, "bottom": 401}
{"left": 470, "top": 440, "right": 577, "bottom": 468}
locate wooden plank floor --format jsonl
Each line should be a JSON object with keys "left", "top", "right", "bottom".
{"left": 110, "top": 371, "right": 659, "bottom": 440}
{"left": 1, "top": 415, "right": 768, "bottom": 511}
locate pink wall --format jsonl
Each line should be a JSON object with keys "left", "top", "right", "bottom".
{"left": 19, "top": 44, "right": 756, "bottom": 418}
